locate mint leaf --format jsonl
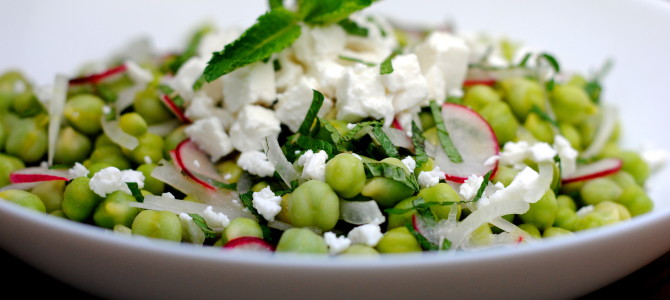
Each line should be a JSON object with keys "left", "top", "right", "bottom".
{"left": 530, "top": 105, "right": 558, "bottom": 127}
{"left": 538, "top": 53, "right": 561, "bottom": 73}
{"left": 429, "top": 100, "right": 463, "bottom": 163}
{"left": 338, "top": 18, "right": 369, "bottom": 37}
{"left": 363, "top": 161, "right": 419, "bottom": 192}
{"left": 472, "top": 170, "right": 493, "bottom": 202}
{"left": 380, "top": 50, "right": 398, "bottom": 75}
{"left": 338, "top": 55, "right": 376, "bottom": 66}
{"left": 405, "top": 221, "right": 439, "bottom": 251}
{"left": 517, "top": 52, "right": 532, "bottom": 67}
{"left": 296, "top": 135, "right": 336, "bottom": 157}
{"left": 299, "top": 0, "right": 373, "bottom": 25}
{"left": 268, "top": 0, "right": 283, "bottom": 9}
{"left": 297, "top": 89, "right": 325, "bottom": 135}
{"left": 371, "top": 126, "right": 398, "bottom": 158}
{"left": 125, "top": 182, "right": 144, "bottom": 203}
{"left": 411, "top": 121, "right": 428, "bottom": 167}
{"left": 188, "top": 213, "right": 217, "bottom": 239}
{"left": 203, "top": 8, "right": 301, "bottom": 82}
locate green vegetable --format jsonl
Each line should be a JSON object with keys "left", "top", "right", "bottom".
{"left": 429, "top": 100, "right": 462, "bottom": 163}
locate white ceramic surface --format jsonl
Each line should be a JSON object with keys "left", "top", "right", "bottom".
{"left": 1, "top": 0, "right": 670, "bottom": 299}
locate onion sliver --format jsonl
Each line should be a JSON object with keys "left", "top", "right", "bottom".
{"left": 130, "top": 195, "right": 252, "bottom": 220}
{"left": 382, "top": 127, "right": 413, "bottom": 150}
{"left": 581, "top": 105, "right": 617, "bottom": 159}
{"left": 47, "top": 74, "right": 68, "bottom": 166}
{"left": 101, "top": 116, "right": 139, "bottom": 150}
{"left": 340, "top": 200, "right": 385, "bottom": 225}
{"left": 262, "top": 135, "right": 298, "bottom": 187}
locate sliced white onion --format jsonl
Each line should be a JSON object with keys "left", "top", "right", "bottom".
{"left": 381, "top": 127, "right": 413, "bottom": 150}
{"left": 130, "top": 194, "right": 252, "bottom": 220}
{"left": 581, "top": 105, "right": 617, "bottom": 159}
{"left": 47, "top": 74, "right": 68, "bottom": 166}
{"left": 340, "top": 200, "right": 386, "bottom": 225}
{"left": 148, "top": 119, "right": 181, "bottom": 137}
{"left": 262, "top": 135, "right": 298, "bottom": 187}
{"left": 101, "top": 116, "right": 139, "bottom": 150}
{"left": 115, "top": 83, "right": 146, "bottom": 117}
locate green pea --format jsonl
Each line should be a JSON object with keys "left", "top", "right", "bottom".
{"left": 0, "top": 117, "right": 5, "bottom": 152}
{"left": 613, "top": 151, "right": 650, "bottom": 185}
{"left": 478, "top": 101, "right": 519, "bottom": 145}
{"left": 90, "top": 146, "right": 131, "bottom": 170}
{"left": 85, "top": 161, "right": 115, "bottom": 177}
{"left": 5, "top": 116, "right": 48, "bottom": 163}
{"left": 543, "top": 227, "right": 574, "bottom": 238}
{"left": 566, "top": 74, "right": 588, "bottom": 87}
{"left": 499, "top": 77, "right": 545, "bottom": 121}
{"left": 418, "top": 110, "right": 435, "bottom": 131}
{"left": 50, "top": 210, "right": 67, "bottom": 218}
{"left": 136, "top": 164, "right": 165, "bottom": 195}
{"left": 615, "top": 185, "right": 653, "bottom": 217}
{"left": 577, "top": 115, "right": 598, "bottom": 148}
{"left": 0, "top": 189, "right": 46, "bottom": 213}
{"left": 339, "top": 244, "right": 379, "bottom": 256}
{"left": 523, "top": 113, "right": 554, "bottom": 144}
{"left": 64, "top": 94, "right": 105, "bottom": 135}
{"left": 574, "top": 209, "right": 619, "bottom": 231}
{"left": 94, "top": 134, "right": 116, "bottom": 149}
{"left": 520, "top": 189, "right": 557, "bottom": 230}
{"left": 124, "top": 132, "right": 164, "bottom": 165}
{"left": 361, "top": 177, "right": 415, "bottom": 208}
{"left": 0, "top": 71, "right": 31, "bottom": 111}
{"left": 580, "top": 178, "right": 622, "bottom": 206}
{"left": 251, "top": 181, "right": 270, "bottom": 193}
{"left": 558, "top": 123, "right": 583, "bottom": 151}
{"left": 607, "top": 171, "right": 638, "bottom": 189}
{"left": 462, "top": 85, "right": 501, "bottom": 111}
{"left": 132, "top": 87, "right": 173, "bottom": 124}
{"left": 288, "top": 180, "right": 340, "bottom": 231}
{"left": 386, "top": 196, "right": 418, "bottom": 230}
{"left": 469, "top": 224, "right": 493, "bottom": 247}
{"left": 556, "top": 195, "right": 577, "bottom": 211}
{"left": 119, "top": 112, "right": 148, "bottom": 137}
{"left": 492, "top": 166, "right": 518, "bottom": 187}
{"left": 221, "top": 217, "right": 264, "bottom": 245}
{"left": 163, "top": 125, "right": 188, "bottom": 158}
{"left": 30, "top": 180, "right": 65, "bottom": 213}
{"left": 0, "top": 153, "right": 25, "bottom": 187}
{"left": 518, "top": 223, "right": 541, "bottom": 239}
{"left": 93, "top": 190, "right": 140, "bottom": 229}
{"left": 375, "top": 227, "right": 422, "bottom": 253}
{"left": 276, "top": 227, "right": 328, "bottom": 254}
{"left": 12, "top": 90, "right": 43, "bottom": 117}
{"left": 325, "top": 153, "right": 366, "bottom": 199}
{"left": 62, "top": 177, "right": 104, "bottom": 221}
{"left": 415, "top": 157, "right": 435, "bottom": 173}
{"left": 216, "top": 160, "right": 243, "bottom": 184}
{"left": 594, "top": 201, "right": 631, "bottom": 222}
{"left": 553, "top": 206, "right": 577, "bottom": 231}
{"left": 276, "top": 194, "right": 291, "bottom": 224}
{"left": 550, "top": 84, "right": 597, "bottom": 125}
{"left": 418, "top": 183, "right": 461, "bottom": 220}
{"left": 54, "top": 127, "right": 92, "bottom": 164}
{"left": 131, "top": 210, "right": 182, "bottom": 242}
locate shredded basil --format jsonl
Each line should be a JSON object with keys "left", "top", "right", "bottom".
{"left": 338, "top": 18, "right": 369, "bottom": 37}
{"left": 297, "top": 89, "right": 325, "bottom": 135}
{"left": 411, "top": 121, "right": 428, "bottom": 167}
{"left": 380, "top": 50, "right": 399, "bottom": 75}
{"left": 125, "top": 182, "right": 144, "bottom": 203}
{"left": 370, "top": 127, "right": 398, "bottom": 158}
{"left": 472, "top": 170, "right": 494, "bottom": 203}
{"left": 429, "top": 100, "right": 463, "bottom": 163}
{"left": 338, "top": 55, "right": 376, "bottom": 66}
{"left": 188, "top": 213, "right": 218, "bottom": 239}
{"left": 363, "top": 161, "right": 419, "bottom": 192}
{"left": 530, "top": 105, "right": 558, "bottom": 127}
{"left": 239, "top": 191, "right": 273, "bottom": 242}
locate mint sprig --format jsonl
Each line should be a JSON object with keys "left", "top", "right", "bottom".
{"left": 299, "top": 0, "right": 373, "bottom": 25}
{"left": 429, "top": 100, "right": 463, "bottom": 163}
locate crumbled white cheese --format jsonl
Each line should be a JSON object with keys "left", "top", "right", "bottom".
{"left": 460, "top": 174, "right": 484, "bottom": 201}
{"left": 161, "top": 192, "right": 176, "bottom": 199}
{"left": 499, "top": 140, "right": 557, "bottom": 168}
{"left": 529, "top": 142, "right": 557, "bottom": 163}
{"left": 229, "top": 105, "right": 281, "bottom": 152}
{"left": 487, "top": 166, "right": 540, "bottom": 204}
{"left": 401, "top": 156, "right": 416, "bottom": 173}
{"left": 222, "top": 61, "right": 276, "bottom": 113}
{"left": 179, "top": 213, "right": 206, "bottom": 244}
{"left": 381, "top": 53, "right": 429, "bottom": 114}
{"left": 170, "top": 57, "right": 207, "bottom": 100}
{"left": 68, "top": 162, "right": 89, "bottom": 178}
{"left": 252, "top": 186, "right": 282, "bottom": 222}
{"left": 274, "top": 48, "right": 305, "bottom": 92}
{"left": 237, "top": 151, "right": 276, "bottom": 177}
{"left": 275, "top": 77, "right": 333, "bottom": 132}
{"left": 346, "top": 123, "right": 357, "bottom": 130}
{"left": 203, "top": 206, "right": 230, "bottom": 232}
{"left": 336, "top": 63, "right": 394, "bottom": 123}
{"left": 89, "top": 167, "right": 145, "bottom": 197}
{"left": 341, "top": 14, "right": 396, "bottom": 63}
{"left": 348, "top": 223, "right": 383, "bottom": 247}
{"left": 553, "top": 135, "right": 578, "bottom": 176}
{"left": 293, "top": 24, "right": 347, "bottom": 65}
{"left": 414, "top": 31, "right": 470, "bottom": 103}
{"left": 324, "top": 231, "right": 352, "bottom": 255}
{"left": 296, "top": 150, "right": 329, "bottom": 181}
{"left": 124, "top": 60, "right": 153, "bottom": 84}
{"left": 143, "top": 156, "right": 153, "bottom": 164}
{"left": 184, "top": 117, "right": 234, "bottom": 162}
{"left": 306, "top": 59, "right": 347, "bottom": 99}
{"left": 418, "top": 166, "right": 443, "bottom": 188}
{"left": 197, "top": 27, "right": 241, "bottom": 61}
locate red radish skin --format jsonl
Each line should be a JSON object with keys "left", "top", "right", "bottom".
{"left": 463, "top": 79, "right": 496, "bottom": 87}
{"left": 392, "top": 118, "right": 403, "bottom": 130}
{"left": 69, "top": 64, "right": 127, "bottom": 85}
{"left": 561, "top": 158, "right": 623, "bottom": 184}
{"left": 223, "top": 237, "right": 275, "bottom": 252}
{"left": 171, "top": 139, "right": 216, "bottom": 191}
{"left": 9, "top": 173, "right": 69, "bottom": 183}
{"left": 160, "top": 94, "right": 191, "bottom": 123}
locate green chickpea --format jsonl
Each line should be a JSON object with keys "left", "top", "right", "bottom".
{"left": 124, "top": 132, "right": 164, "bottom": 165}
{"left": 63, "top": 94, "right": 105, "bottom": 135}
{"left": 375, "top": 227, "right": 422, "bottom": 253}
{"left": 462, "top": 85, "right": 501, "bottom": 112}
{"left": 50, "top": 210, "right": 67, "bottom": 218}
{"left": 132, "top": 87, "right": 173, "bottom": 124}
{"left": 499, "top": 77, "right": 545, "bottom": 121}
{"left": 54, "top": 127, "right": 92, "bottom": 165}
{"left": 594, "top": 201, "right": 631, "bottom": 222}
{"left": 131, "top": 210, "right": 182, "bottom": 242}
{"left": 85, "top": 161, "right": 115, "bottom": 177}
{"left": 566, "top": 74, "right": 588, "bottom": 87}
{"left": 89, "top": 146, "right": 131, "bottom": 170}
{"left": 220, "top": 217, "right": 264, "bottom": 245}
{"left": 523, "top": 113, "right": 554, "bottom": 144}
{"left": 62, "top": 177, "right": 104, "bottom": 221}
{"left": 577, "top": 115, "right": 598, "bottom": 148}
{"left": 339, "top": 244, "right": 379, "bottom": 256}
{"left": 417, "top": 183, "right": 461, "bottom": 220}
{"left": 5, "top": 116, "right": 48, "bottom": 163}
{"left": 0, "top": 189, "right": 46, "bottom": 213}
{"left": 30, "top": 180, "right": 65, "bottom": 213}
{"left": 550, "top": 84, "right": 597, "bottom": 125}
{"left": 580, "top": 178, "right": 622, "bottom": 206}
{"left": 519, "top": 189, "right": 557, "bottom": 230}
{"left": 119, "top": 112, "right": 148, "bottom": 137}
{"left": 543, "top": 227, "right": 574, "bottom": 238}
{"left": 0, "top": 153, "right": 25, "bottom": 187}
{"left": 556, "top": 195, "right": 577, "bottom": 211}
{"left": 615, "top": 185, "right": 653, "bottom": 217}
{"left": 553, "top": 206, "right": 577, "bottom": 231}
{"left": 574, "top": 209, "right": 618, "bottom": 231}
{"left": 288, "top": 180, "right": 340, "bottom": 231}
{"left": 325, "top": 153, "right": 366, "bottom": 199}
{"left": 478, "top": 101, "right": 519, "bottom": 145}
{"left": 0, "top": 71, "right": 31, "bottom": 111}
{"left": 12, "top": 90, "right": 43, "bottom": 117}
{"left": 276, "top": 228, "right": 328, "bottom": 254}
{"left": 93, "top": 190, "right": 140, "bottom": 229}
{"left": 518, "top": 223, "right": 541, "bottom": 239}
{"left": 558, "top": 123, "right": 582, "bottom": 150}
{"left": 136, "top": 164, "right": 165, "bottom": 195}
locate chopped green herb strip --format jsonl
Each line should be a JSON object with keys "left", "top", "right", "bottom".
{"left": 413, "top": 198, "right": 436, "bottom": 223}
{"left": 158, "top": 84, "right": 175, "bottom": 95}
{"left": 169, "top": 26, "right": 211, "bottom": 74}
{"left": 370, "top": 126, "right": 398, "bottom": 158}
{"left": 48, "top": 164, "right": 71, "bottom": 170}
{"left": 300, "top": 0, "right": 373, "bottom": 25}
{"left": 203, "top": 8, "right": 301, "bottom": 82}
{"left": 187, "top": 213, "right": 217, "bottom": 239}
{"left": 538, "top": 53, "right": 561, "bottom": 73}
{"left": 272, "top": 59, "right": 282, "bottom": 71}
{"left": 380, "top": 50, "right": 399, "bottom": 75}
{"left": 314, "top": 117, "right": 341, "bottom": 145}
{"left": 338, "top": 18, "right": 369, "bottom": 37}
{"left": 445, "top": 95, "right": 462, "bottom": 104}
{"left": 268, "top": 0, "right": 284, "bottom": 9}
{"left": 411, "top": 121, "right": 428, "bottom": 167}
{"left": 171, "top": 95, "right": 186, "bottom": 107}
{"left": 197, "top": 175, "right": 237, "bottom": 190}
{"left": 472, "top": 170, "right": 493, "bottom": 202}
{"left": 530, "top": 105, "right": 558, "bottom": 127}
{"left": 125, "top": 182, "right": 144, "bottom": 203}
{"left": 338, "top": 55, "right": 376, "bottom": 66}
{"left": 366, "top": 15, "right": 387, "bottom": 37}
{"left": 363, "top": 161, "right": 419, "bottom": 192}
{"left": 584, "top": 81, "right": 602, "bottom": 104}
{"left": 405, "top": 220, "right": 439, "bottom": 251}
{"left": 296, "top": 135, "right": 336, "bottom": 157}
{"left": 297, "top": 89, "right": 325, "bottom": 135}
{"left": 545, "top": 79, "right": 556, "bottom": 91}
{"left": 192, "top": 75, "right": 206, "bottom": 91}
{"left": 429, "top": 100, "right": 463, "bottom": 163}
{"left": 553, "top": 155, "right": 562, "bottom": 194}
{"left": 517, "top": 52, "right": 532, "bottom": 67}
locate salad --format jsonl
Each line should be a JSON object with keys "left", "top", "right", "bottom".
{"left": 0, "top": 0, "right": 666, "bottom": 255}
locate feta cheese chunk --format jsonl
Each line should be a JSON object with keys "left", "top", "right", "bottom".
{"left": 197, "top": 27, "right": 241, "bottom": 61}
{"left": 222, "top": 61, "right": 276, "bottom": 113}
{"left": 275, "top": 77, "right": 333, "bottom": 132}
{"left": 237, "top": 151, "right": 276, "bottom": 177}
{"left": 414, "top": 31, "right": 470, "bottom": 103}
{"left": 69, "top": 162, "right": 89, "bottom": 178}
{"left": 203, "top": 206, "right": 230, "bottom": 232}
{"left": 170, "top": 57, "right": 207, "bottom": 100}
{"left": 252, "top": 186, "right": 282, "bottom": 222}
{"left": 292, "top": 24, "right": 347, "bottom": 64}
{"left": 460, "top": 174, "right": 484, "bottom": 201}
{"left": 381, "top": 54, "right": 429, "bottom": 113}
{"left": 229, "top": 105, "right": 281, "bottom": 152}
{"left": 184, "top": 92, "right": 233, "bottom": 130}
{"left": 418, "top": 166, "right": 443, "bottom": 188}
{"left": 342, "top": 14, "right": 397, "bottom": 63}
{"left": 89, "top": 167, "right": 145, "bottom": 197}
{"left": 401, "top": 156, "right": 416, "bottom": 173}
{"left": 184, "top": 117, "right": 234, "bottom": 162}
{"left": 348, "top": 223, "right": 383, "bottom": 247}
{"left": 275, "top": 48, "right": 305, "bottom": 92}
{"left": 324, "top": 232, "right": 352, "bottom": 255}
{"left": 553, "top": 135, "right": 578, "bottom": 176}
{"left": 335, "top": 64, "right": 393, "bottom": 123}
{"left": 296, "top": 150, "right": 329, "bottom": 181}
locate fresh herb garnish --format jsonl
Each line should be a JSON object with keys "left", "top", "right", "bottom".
{"left": 411, "top": 121, "right": 428, "bottom": 167}
{"left": 338, "top": 18, "right": 369, "bottom": 37}
{"left": 272, "top": 59, "right": 282, "bottom": 71}
{"left": 297, "top": 89, "right": 325, "bottom": 135}
{"left": 517, "top": 52, "right": 532, "bottom": 67}
{"left": 187, "top": 213, "right": 218, "bottom": 239}
{"left": 299, "top": 0, "right": 373, "bottom": 25}
{"left": 370, "top": 127, "right": 398, "bottom": 158}
{"left": 268, "top": 0, "right": 284, "bottom": 9}
{"left": 429, "top": 100, "right": 463, "bottom": 163}
{"left": 239, "top": 191, "right": 274, "bottom": 242}
{"left": 472, "top": 170, "right": 493, "bottom": 203}
{"left": 380, "top": 50, "right": 399, "bottom": 75}
{"left": 338, "top": 55, "right": 376, "bottom": 66}
{"left": 363, "top": 161, "right": 419, "bottom": 192}
{"left": 125, "top": 182, "right": 144, "bottom": 203}
{"left": 530, "top": 105, "right": 558, "bottom": 127}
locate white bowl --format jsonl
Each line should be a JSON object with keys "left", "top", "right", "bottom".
{"left": 1, "top": 0, "right": 670, "bottom": 299}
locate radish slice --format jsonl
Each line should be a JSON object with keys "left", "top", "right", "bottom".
{"left": 160, "top": 94, "right": 191, "bottom": 123}
{"left": 427, "top": 103, "right": 499, "bottom": 183}
{"left": 171, "top": 138, "right": 222, "bottom": 191}
{"left": 222, "top": 237, "right": 275, "bottom": 252}
{"left": 10, "top": 173, "right": 69, "bottom": 183}
{"left": 339, "top": 200, "right": 385, "bottom": 225}
{"left": 463, "top": 78, "right": 496, "bottom": 87}
{"left": 391, "top": 118, "right": 404, "bottom": 130}
{"left": 69, "top": 64, "right": 127, "bottom": 85}
{"left": 47, "top": 74, "right": 68, "bottom": 166}
{"left": 382, "top": 127, "right": 413, "bottom": 151}
{"left": 561, "top": 158, "right": 622, "bottom": 184}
